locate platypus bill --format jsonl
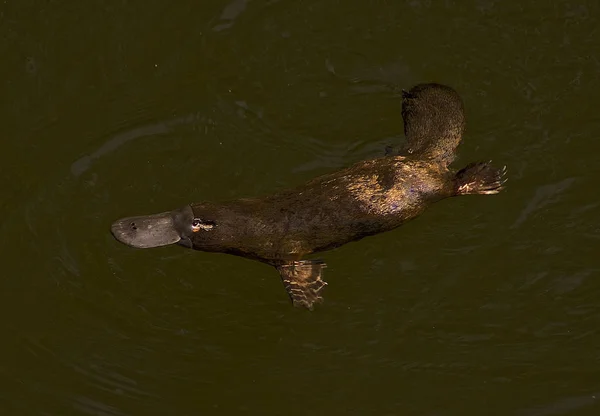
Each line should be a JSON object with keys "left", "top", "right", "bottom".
{"left": 111, "top": 83, "right": 506, "bottom": 310}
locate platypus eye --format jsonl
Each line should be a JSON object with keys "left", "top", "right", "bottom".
{"left": 191, "top": 218, "right": 215, "bottom": 232}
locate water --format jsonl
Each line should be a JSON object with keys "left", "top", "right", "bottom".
{"left": 2, "top": 0, "right": 600, "bottom": 414}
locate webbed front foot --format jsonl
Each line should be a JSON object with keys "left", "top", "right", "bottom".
{"left": 276, "top": 260, "right": 328, "bottom": 310}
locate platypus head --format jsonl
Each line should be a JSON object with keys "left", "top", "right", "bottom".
{"left": 111, "top": 205, "right": 210, "bottom": 249}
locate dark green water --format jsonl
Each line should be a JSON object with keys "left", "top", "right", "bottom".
{"left": 2, "top": 1, "right": 600, "bottom": 415}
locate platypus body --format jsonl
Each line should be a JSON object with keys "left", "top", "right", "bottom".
{"left": 111, "top": 83, "right": 506, "bottom": 309}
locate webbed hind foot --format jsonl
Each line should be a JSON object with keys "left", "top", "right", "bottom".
{"left": 455, "top": 161, "right": 507, "bottom": 195}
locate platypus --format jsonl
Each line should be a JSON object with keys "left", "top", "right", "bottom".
{"left": 111, "top": 83, "right": 506, "bottom": 310}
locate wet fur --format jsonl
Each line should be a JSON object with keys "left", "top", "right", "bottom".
{"left": 112, "top": 83, "right": 506, "bottom": 309}
{"left": 185, "top": 83, "right": 506, "bottom": 265}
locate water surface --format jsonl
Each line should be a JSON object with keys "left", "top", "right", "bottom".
{"left": 2, "top": 1, "right": 600, "bottom": 415}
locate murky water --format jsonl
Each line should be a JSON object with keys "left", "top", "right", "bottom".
{"left": 2, "top": 1, "right": 600, "bottom": 415}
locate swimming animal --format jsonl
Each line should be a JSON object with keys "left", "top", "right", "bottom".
{"left": 111, "top": 83, "right": 506, "bottom": 310}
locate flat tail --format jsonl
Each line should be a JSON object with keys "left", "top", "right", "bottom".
{"left": 276, "top": 260, "right": 328, "bottom": 310}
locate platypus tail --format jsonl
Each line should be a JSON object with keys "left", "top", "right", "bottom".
{"left": 455, "top": 161, "right": 507, "bottom": 195}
